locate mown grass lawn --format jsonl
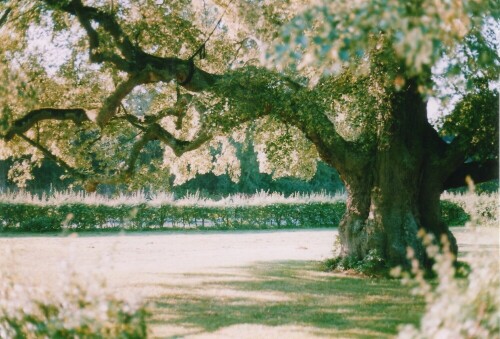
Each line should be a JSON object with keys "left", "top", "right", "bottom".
{"left": 1, "top": 227, "right": 497, "bottom": 338}
{"left": 149, "top": 261, "right": 424, "bottom": 338}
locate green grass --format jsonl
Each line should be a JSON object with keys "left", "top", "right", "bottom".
{"left": 149, "top": 261, "right": 424, "bottom": 338}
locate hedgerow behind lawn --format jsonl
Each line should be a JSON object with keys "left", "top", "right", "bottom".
{"left": 0, "top": 190, "right": 475, "bottom": 232}
{"left": 0, "top": 202, "right": 346, "bottom": 232}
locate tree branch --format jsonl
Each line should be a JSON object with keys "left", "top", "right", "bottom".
{"left": 124, "top": 130, "right": 153, "bottom": 178}
{"left": 97, "top": 71, "right": 156, "bottom": 126}
{"left": 0, "top": 7, "right": 11, "bottom": 28}
{"left": 18, "top": 134, "right": 88, "bottom": 181}
{"left": 48, "top": 0, "right": 137, "bottom": 61}
{"left": 41, "top": 0, "right": 223, "bottom": 95}
{"left": 45, "top": 0, "right": 222, "bottom": 90}
{"left": 4, "top": 108, "right": 89, "bottom": 141}
{"left": 122, "top": 114, "right": 211, "bottom": 157}
{"left": 443, "top": 159, "right": 499, "bottom": 189}
{"left": 151, "top": 123, "right": 212, "bottom": 156}
{"left": 135, "top": 53, "right": 222, "bottom": 91}
{"left": 3, "top": 1, "right": 352, "bottom": 189}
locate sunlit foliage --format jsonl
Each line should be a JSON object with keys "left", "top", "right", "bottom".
{"left": 0, "top": 0, "right": 497, "bottom": 191}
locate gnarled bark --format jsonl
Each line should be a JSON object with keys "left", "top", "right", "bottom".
{"left": 334, "top": 80, "right": 461, "bottom": 267}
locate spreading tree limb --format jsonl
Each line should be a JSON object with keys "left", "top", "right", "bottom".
{"left": 1, "top": 0, "right": 357, "bottom": 190}
{"left": 124, "top": 130, "right": 153, "bottom": 178}
{"left": 0, "top": 7, "right": 11, "bottom": 28}
{"left": 122, "top": 114, "right": 212, "bottom": 157}
{"left": 18, "top": 134, "right": 88, "bottom": 181}
{"left": 48, "top": 0, "right": 137, "bottom": 64}
{"left": 443, "top": 159, "right": 499, "bottom": 189}
{"left": 4, "top": 108, "right": 89, "bottom": 141}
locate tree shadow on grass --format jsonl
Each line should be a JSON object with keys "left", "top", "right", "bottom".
{"left": 147, "top": 261, "right": 424, "bottom": 338}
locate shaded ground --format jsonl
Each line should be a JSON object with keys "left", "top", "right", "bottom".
{"left": 0, "top": 227, "right": 497, "bottom": 338}
{"left": 149, "top": 261, "right": 423, "bottom": 338}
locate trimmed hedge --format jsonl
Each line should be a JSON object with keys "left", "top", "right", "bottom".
{"left": 0, "top": 202, "right": 346, "bottom": 232}
{"left": 440, "top": 200, "right": 470, "bottom": 226}
{"left": 0, "top": 200, "right": 468, "bottom": 233}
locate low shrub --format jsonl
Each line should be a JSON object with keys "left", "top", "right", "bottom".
{"left": 0, "top": 295, "right": 148, "bottom": 338}
{"left": 440, "top": 200, "right": 470, "bottom": 226}
{"left": 441, "top": 191, "right": 498, "bottom": 227}
{"left": 0, "top": 259, "right": 149, "bottom": 338}
{"left": 393, "top": 231, "right": 500, "bottom": 338}
{"left": 321, "top": 249, "right": 388, "bottom": 277}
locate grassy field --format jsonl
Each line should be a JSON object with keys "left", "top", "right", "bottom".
{"left": 0, "top": 227, "right": 497, "bottom": 338}
{"left": 149, "top": 261, "right": 424, "bottom": 338}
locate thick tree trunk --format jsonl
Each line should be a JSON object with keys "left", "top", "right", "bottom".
{"left": 335, "top": 80, "right": 458, "bottom": 267}
{"left": 338, "top": 153, "right": 458, "bottom": 267}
